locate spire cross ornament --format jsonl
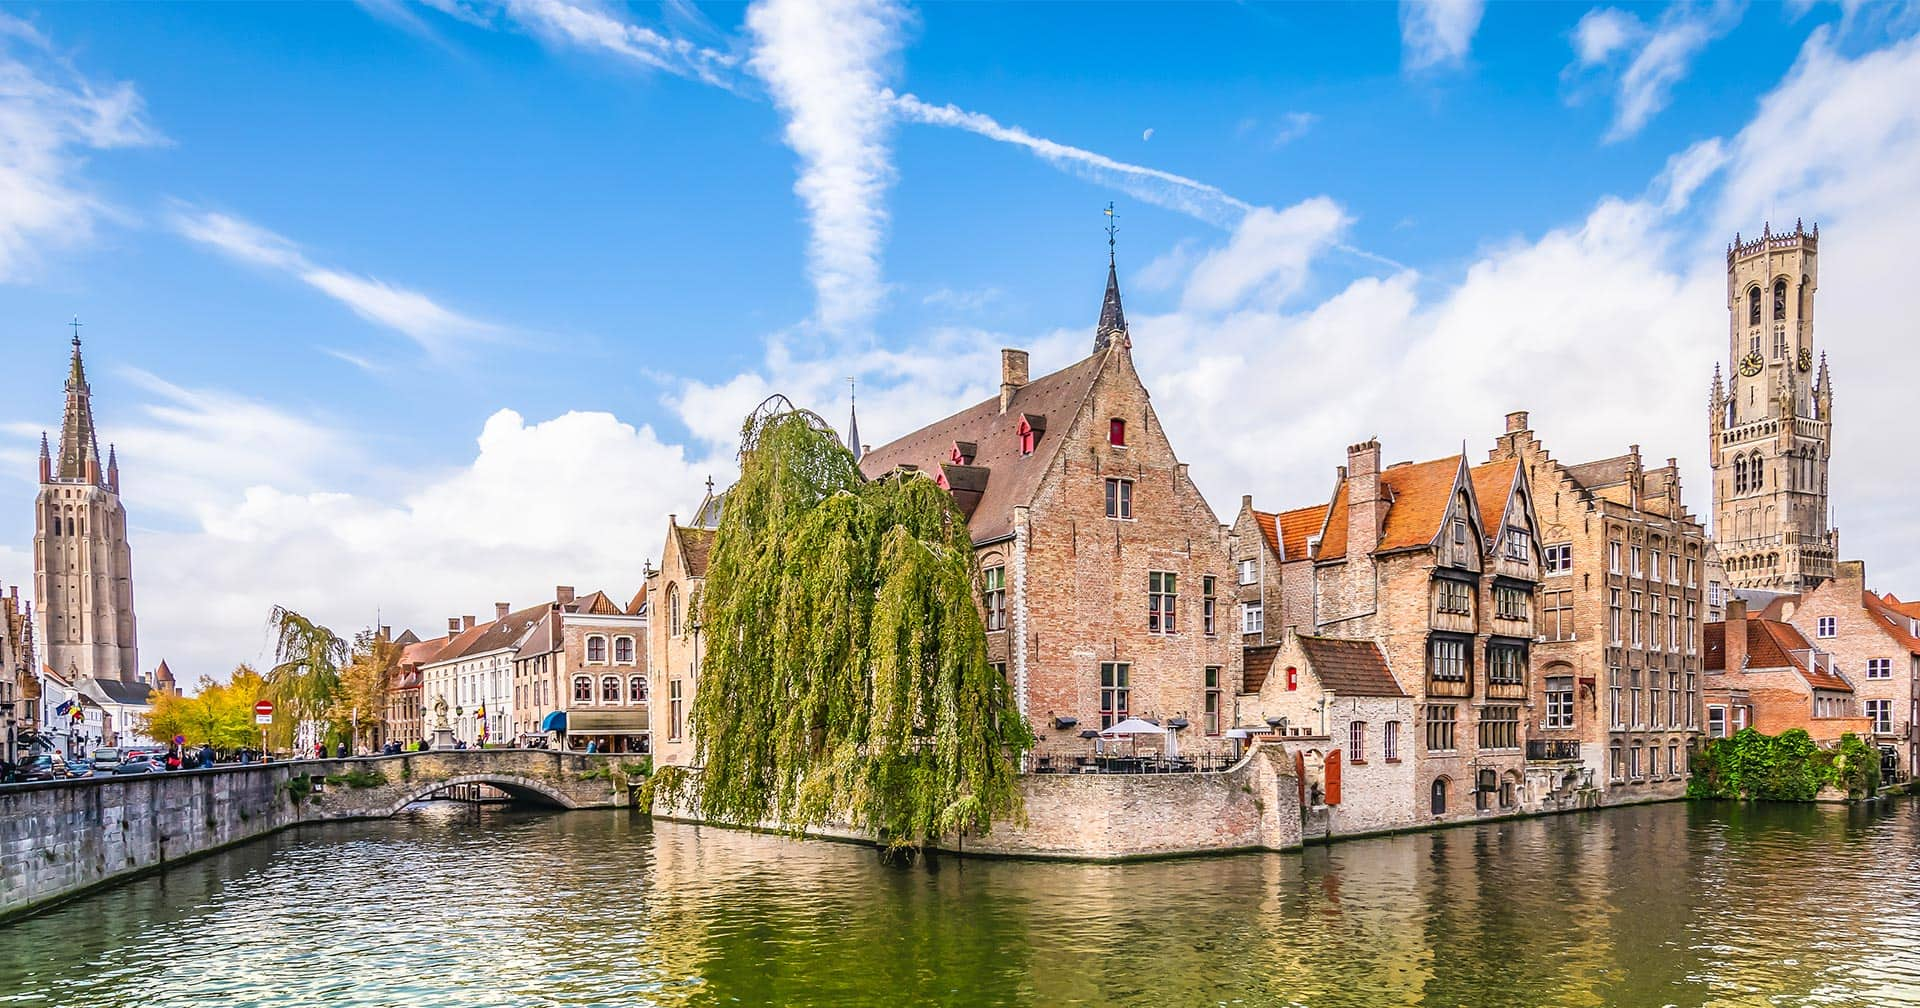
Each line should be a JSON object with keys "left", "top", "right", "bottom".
{"left": 68, "top": 315, "right": 82, "bottom": 348}
{"left": 1104, "top": 203, "right": 1119, "bottom": 266}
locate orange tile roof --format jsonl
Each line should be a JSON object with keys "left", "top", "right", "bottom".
{"left": 1862, "top": 591, "right": 1920, "bottom": 654}
{"left": 1277, "top": 504, "right": 1325, "bottom": 559}
{"left": 1378, "top": 456, "right": 1466, "bottom": 551}
{"left": 1469, "top": 458, "right": 1519, "bottom": 538}
{"left": 1705, "top": 617, "right": 1850, "bottom": 691}
{"left": 1315, "top": 480, "right": 1352, "bottom": 559}
{"left": 1252, "top": 510, "right": 1279, "bottom": 555}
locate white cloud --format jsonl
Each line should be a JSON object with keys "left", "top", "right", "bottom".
{"left": 490, "top": 0, "right": 737, "bottom": 86}
{"left": 0, "top": 15, "right": 161, "bottom": 281}
{"left": 1271, "top": 111, "right": 1319, "bottom": 147}
{"left": 170, "top": 206, "right": 499, "bottom": 358}
{"left": 1181, "top": 200, "right": 1350, "bottom": 314}
{"left": 746, "top": 0, "right": 906, "bottom": 335}
{"left": 1568, "top": 2, "right": 1743, "bottom": 142}
{"left": 1400, "top": 0, "right": 1486, "bottom": 72}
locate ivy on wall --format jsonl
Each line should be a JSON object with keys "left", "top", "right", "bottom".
{"left": 1689, "top": 728, "right": 1880, "bottom": 801}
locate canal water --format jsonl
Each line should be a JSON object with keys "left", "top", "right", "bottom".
{"left": 3, "top": 798, "right": 1918, "bottom": 1007}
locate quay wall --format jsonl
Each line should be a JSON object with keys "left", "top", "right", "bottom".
{"left": 0, "top": 750, "right": 627, "bottom": 924}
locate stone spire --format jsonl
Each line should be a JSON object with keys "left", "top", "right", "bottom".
{"left": 55, "top": 322, "right": 103, "bottom": 486}
{"left": 846, "top": 378, "right": 862, "bottom": 463}
{"left": 1095, "top": 203, "right": 1128, "bottom": 353}
{"left": 37, "top": 432, "right": 50, "bottom": 483}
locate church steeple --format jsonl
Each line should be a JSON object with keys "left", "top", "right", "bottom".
{"left": 846, "top": 378, "right": 862, "bottom": 462}
{"left": 1094, "top": 203, "right": 1127, "bottom": 353}
{"left": 55, "top": 319, "right": 104, "bottom": 487}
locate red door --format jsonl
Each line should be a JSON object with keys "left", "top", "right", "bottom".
{"left": 1325, "top": 750, "right": 1343, "bottom": 806}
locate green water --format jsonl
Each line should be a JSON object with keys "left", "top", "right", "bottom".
{"left": 2, "top": 798, "right": 1917, "bottom": 1007}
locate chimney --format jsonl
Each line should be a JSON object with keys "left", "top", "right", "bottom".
{"left": 448, "top": 617, "right": 462, "bottom": 635}
{"left": 462, "top": 615, "right": 476, "bottom": 630}
{"left": 1505, "top": 411, "right": 1529, "bottom": 434}
{"left": 1836, "top": 560, "right": 1866, "bottom": 591}
{"left": 495, "top": 602, "right": 510, "bottom": 621}
{"left": 1346, "top": 440, "right": 1384, "bottom": 558}
{"left": 556, "top": 585, "right": 576, "bottom": 606}
{"left": 379, "top": 625, "right": 392, "bottom": 641}
{"left": 1724, "top": 599, "right": 1749, "bottom": 673}
{"left": 1000, "top": 349, "right": 1030, "bottom": 413}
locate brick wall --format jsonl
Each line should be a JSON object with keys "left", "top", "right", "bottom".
{"left": 1774, "top": 562, "right": 1919, "bottom": 775}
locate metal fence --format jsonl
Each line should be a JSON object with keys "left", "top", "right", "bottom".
{"left": 1023, "top": 751, "right": 1241, "bottom": 775}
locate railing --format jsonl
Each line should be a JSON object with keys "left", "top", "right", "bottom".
{"left": 1526, "top": 739, "right": 1582, "bottom": 762}
{"left": 1023, "top": 751, "right": 1240, "bottom": 775}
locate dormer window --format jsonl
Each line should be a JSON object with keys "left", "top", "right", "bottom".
{"left": 1109, "top": 419, "right": 1126, "bottom": 447}
{"left": 1018, "top": 420, "right": 1036, "bottom": 455}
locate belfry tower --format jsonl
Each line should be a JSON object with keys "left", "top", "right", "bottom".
{"left": 34, "top": 323, "right": 140, "bottom": 682}
{"left": 1708, "top": 221, "right": 1836, "bottom": 591}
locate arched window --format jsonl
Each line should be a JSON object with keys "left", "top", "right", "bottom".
{"left": 1734, "top": 457, "right": 1747, "bottom": 493}
{"left": 1748, "top": 286, "right": 1762, "bottom": 326}
{"left": 629, "top": 675, "right": 647, "bottom": 702}
{"left": 614, "top": 636, "right": 635, "bottom": 664}
{"left": 1773, "top": 278, "right": 1787, "bottom": 319}
{"left": 586, "top": 635, "right": 607, "bottom": 663}
{"left": 1751, "top": 452, "right": 1764, "bottom": 490}
{"left": 601, "top": 676, "right": 620, "bottom": 702}
{"left": 668, "top": 584, "right": 681, "bottom": 637}
{"left": 1430, "top": 777, "right": 1449, "bottom": 815}
{"left": 573, "top": 676, "right": 592, "bottom": 703}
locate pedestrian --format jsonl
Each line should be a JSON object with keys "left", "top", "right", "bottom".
{"left": 200, "top": 742, "right": 215, "bottom": 768}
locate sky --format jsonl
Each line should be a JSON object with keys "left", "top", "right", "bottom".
{"left": 2, "top": 0, "right": 1919, "bottom": 679}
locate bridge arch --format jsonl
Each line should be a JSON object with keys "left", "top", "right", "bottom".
{"left": 380, "top": 773, "right": 582, "bottom": 818}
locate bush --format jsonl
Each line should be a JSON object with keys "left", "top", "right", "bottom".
{"left": 323, "top": 769, "right": 388, "bottom": 789}
{"left": 1689, "top": 728, "right": 1879, "bottom": 801}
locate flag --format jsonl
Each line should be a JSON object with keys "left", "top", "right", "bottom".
{"left": 54, "top": 699, "right": 73, "bottom": 717}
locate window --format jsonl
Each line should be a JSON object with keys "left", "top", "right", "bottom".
{"left": 1494, "top": 585, "right": 1530, "bottom": 621}
{"left": 1669, "top": 607, "right": 1680, "bottom": 653}
{"left": 983, "top": 566, "right": 1007, "bottom": 631}
{"left": 1686, "top": 674, "right": 1698, "bottom": 727}
{"left": 1630, "top": 672, "right": 1644, "bottom": 728}
{"left": 1437, "top": 579, "right": 1472, "bottom": 615}
{"left": 1104, "top": 478, "right": 1133, "bottom": 519}
{"left": 602, "top": 676, "right": 621, "bottom": 702}
{"left": 1869, "top": 657, "right": 1893, "bottom": 680}
{"left": 1669, "top": 672, "right": 1681, "bottom": 726}
{"left": 1610, "top": 668, "right": 1624, "bottom": 729}
{"left": 1610, "top": 745, "right": 1624, "bottom": 782}
{"left": 1631, "top": 546, "right": 1643, "bottom": 576}
{"left": 586, "top": 635, "right": 608, "bottom": 663}
{"left": 1241, "top": 602, "right": 1263, "bottom": 635}
{"left": 669, "top": 680, "right": 684, "bottom": 741}
{"left": 1867, "top": 699, "right": 1893, "bottom": 734}
{"left": 1650, "top": 595, "right": 1663, "bottom": 650}
{"left": 1430, "top": 637, "right": 1469, "bottom": 681}
{"left": 1202, "top": 576, "right": 1217, "bottom": 635}
{"left": 1475, "top": 769, "right": 1497, "bottom": 812}
{"left": 1099, "top": 663, "right": 1131, "bottom": 729}
{"left": 1238, "top": 558, "right": 1257, "bottom": 585}
{"left": 1544, "top": 589, "right": 1573, "bottom": 641}
{"left": 1504, "top": 527, "right": 1532, "bottom": 562}
{"left": 1384, "top": 722, "right": 1401, "bottom": 761}
{"left": 629, "top": 676, "right": 647, "bottom": 702}
{"left": 1630, "top": 745, "right": 1644, "bottom": 780}
{"left": 1349, "top": 721, "right": 1367, "bottom": 762}
{"left": 1451, "top": 520, "right": 1471, "bottom": 566}
{"left": 1487, "top": 644, "right": 1525, "bottom": 685}
{"left": 1649, "top": 551, "right": 1662, "bottom": 582}
{"left": 1748, "top": 285, "right": 1762, "bottom": 326}
{"left": 1148, "top": 571, "right": 1177, "bottom": 634}
{"left": 1204, "top": 667, "right": 1222, "bottom": 735}
{"left": 1544, "top": 543, "right": 1573, "bottom": 575}
{"left": 1631, "top": 592, "right": 1644, "bottom": 647}
{"left": 1610, "top": 589, "right": 1623, "bottom": 644}
{"left": 667, "top": 584, "right": 682, "bottom": 637}
{"left": 1426, "top": 705, "right": 1457, "bottom": 752}
{"left": 1687, "top": 558, "right": 1698, "bottom": 587}
{"left": 1109, "top": 418, "right": 1126, "bottom": 446}
{"left": 614, "top": 636, "right": 636, "bottom": 664}
{"left": 1546, "top": 676, "right": 1575, "bottom": 729}
{"left": 1431, "top": 777, "right": 1448, "bottom": 815}
{"left": 1609, "top": 540, "right": 1622, "bottom": 574}
{"left": 1669, "top": 743, "right": 1681, "bottom": 779}
{"left": 1687, "top": 602, "right": 1698, "bottom": 654}
{"left": 573, "top": 675, "right": 592, "bottom": 703}
{"left": 1479, "top": 706, "right": 1520, "bottom": 750}
{"left": 1817, "top": 616, "right": 1837, "bottom": 638}
{"left": 1708, "top": 705, "right": 1726, "bottom": 738}
{"left": 1773, "top": 278, "right": 1788, "bottom": 320}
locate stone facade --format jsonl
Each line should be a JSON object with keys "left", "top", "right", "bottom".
{"left": 1709, "top": 221, "right": 1837, "bottom": 592}
{"left": 645, "top": 496, "right": 717, "bottom": 771}
{"left": 858, "top": 268, "right": 1237, "bottom": 759}
{"left": 1704, "top": 599, "right": 1869, "bottom": 743}
{"left": 1486, "top": 412, "right": 1705, "bottom": 804}
{"left": 34, "top": 333, "right": 140, "bottom": 685}
{"left": 1759, "top": 561, "right": 1920, "bottom": 780}
{"left": 518, "top": 590, "right": 649, "bottom": 753}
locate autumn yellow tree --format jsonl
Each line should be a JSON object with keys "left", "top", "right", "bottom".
{"left": 331, "top": 630, "right": 398, "bottom": 750}
{"left": 139, "top": 666, "right": 265, "bottom": 750}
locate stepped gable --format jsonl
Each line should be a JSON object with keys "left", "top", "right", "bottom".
{"left": 1296, "top": 635, "right": 1406, "bottom": 698}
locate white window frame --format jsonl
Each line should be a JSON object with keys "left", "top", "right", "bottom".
{"left": 1241, "top": 602, "right": 1263, "bottom": 635}
{"left": 1237, "top": 558, "right": 1257, "bottom": 586}
{"left": 1817, "top": 616, "right": 1837, "bottom": 638}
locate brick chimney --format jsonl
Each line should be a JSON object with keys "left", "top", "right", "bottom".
{"left": 1000, "top": 349, "right": 1029, "bottom": 414}
{"left": 462, "top": 615, "right": 476, "bottom": 631}
{"left": 1346, "top": 440, "right": 1384, "bottom": 557}
{"left": 556, "top": 585, "right": 575, "bottom": 606}
{"left": 1835, "top": 560, "right": 1866, "bottom": 593}
{"left": 1724, "top": 598, "right": 1749, "bottom": 673}
{"left": 379, "top": 625, "right": 392, "bottom": 641}
{"left": 1505, "top": 410, "right": 1529, "bottom": 434}
{"left": 495, "top": 602, "right": 510, "bottom": 621}
{"left": 447, "top": 617, "right": 462, "bottom": 635}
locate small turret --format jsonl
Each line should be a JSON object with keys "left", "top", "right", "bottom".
{"left": 106, "top": 443, "right": 118, "bottom": 493}
{"left": 37, "top": 432, "right": 50, "bottom": 483}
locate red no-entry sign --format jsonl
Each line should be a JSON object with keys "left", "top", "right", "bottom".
{"left": 254, "top": 699, "right": 274, "bottom": 724}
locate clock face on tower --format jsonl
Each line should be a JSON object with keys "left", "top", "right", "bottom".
{"left": 1798, "top": 347, "right": 1813, "bottom": 373}
{"left": 1739, "top": 351, "right": 1765, "bottom": 377}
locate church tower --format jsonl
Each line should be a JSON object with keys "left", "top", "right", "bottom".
{"left": 34, "top": 324, "right": 140, "bottom": 683}
{"left": 1708, "top": 221, "right": 1836, "bottom": 592}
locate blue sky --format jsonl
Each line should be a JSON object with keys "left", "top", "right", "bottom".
{"left": 2, "top": 0, "right": 1918, "bottom": 676}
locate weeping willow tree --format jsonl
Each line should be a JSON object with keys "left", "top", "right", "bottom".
{"left": 265, "top": 605, "right": 348, "bottom": 749}
{"left": 691, "top": 398, "right": 1034, "bottom": 853}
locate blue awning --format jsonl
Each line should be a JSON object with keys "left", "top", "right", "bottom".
{"left": 540, "top": 711, "right": 567, "bottom": 733}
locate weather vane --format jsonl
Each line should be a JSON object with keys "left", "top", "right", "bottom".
{"left": 69, "top": 315, "right": 83, "bottom": 347}
{"left": 1104, "top": 202, "right": 1119, "bottom": 266}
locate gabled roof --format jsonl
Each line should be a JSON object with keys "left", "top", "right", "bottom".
{"left": 858, "top": 352, "right": 1106, "bottom": 544}
{"left": 438, "top": 603, "right": 550, "bottom": 662}
{"left": 401, "top": 634, "right": 451, "bottom": 668}
{"left": 88, "top": 677, "right": 153, "bottom": 705}
{"left": 1468, "top": 457, "right": 1520, "bottom": 537}
{"left": 566, "top": 590, "right": 624, "bottom": 616}
{"left": 514, "top": 610, "right": 557, "bottom": 660}
{"left": 626, "top": 588, "right": 647, "bottom": 615}
{"left": 1563, "top": 454, "right": 1634, "bottom": 492}
{"left": 1297, "top": 635, "right": 1407, "bottom": 698}
{"left": 1243, "top": 644, "right": 1278, "bottom": 695}
{"left": 1861, "top": 592, "right": 1920, "bottom": 654}
{"left": 672, "top": 525, "right": 718, "bottom": 579}
{"left": 1276, "top": 505, "right": 1323, "bottom": 560}
{"left": 1882, "top": 593, "right": 1920, "bottom": 622}
{"left": 1311, "top": 454, "right": 1470, "bottom": 561}
{"left": 1705, "top": 618, "right": 1851, "bottom": 691}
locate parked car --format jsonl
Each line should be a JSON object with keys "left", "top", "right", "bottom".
{"left": 65, "top": 761, "right": 94, "bottom": 779}
{"left": 18, "top": 754, "right": 67, "bottom": 782}
{"left": 91, "top": 747, "right": 123, "bottom": 772}
{"left": 112, "top": 756, "right": 164, "bottom": 775}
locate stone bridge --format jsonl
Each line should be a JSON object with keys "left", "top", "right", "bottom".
{"left": 0, "top": 749, "right": 639, "bottom": 923}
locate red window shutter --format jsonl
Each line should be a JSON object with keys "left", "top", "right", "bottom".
{"left": 1326, "top": 750, "right": 1343, "bottom": 806}
{"left": 1286, "top": 667, "right": 1299, "bottom": 691}
{"left": 1110, "top": 418, "right": 1126, "bottom": 446}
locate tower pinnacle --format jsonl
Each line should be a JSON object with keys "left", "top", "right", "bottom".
{"left": 1095, "top": 203, "right": 1127, "bottom": 353}
{"left": 846, "top": 377, "right": 862, "bottom": 462}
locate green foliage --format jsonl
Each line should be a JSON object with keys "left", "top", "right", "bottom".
{"left": 1690, "top": 728, "right": 1881, "bottom": 801}
{"left": 689, "top": 400, "right": 1034, "bottom": 852}
{"left": 639, "top": 763, "right": 690, "bottom": 813}
{"left": 322, "top": 770, "right": 389, "bottom": 789}
{"left": 138, "top": 666, "right": 268, "bottom": 750}
{"left": 265, "top": 606, "right": 348, "bottom": 749}
{"left": 284, "top": 774, "right": 314, "bottom": 804}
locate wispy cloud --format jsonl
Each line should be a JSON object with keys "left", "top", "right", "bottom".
{"left": 1568, "top": 2, "right": 1744, "bottom": 142}
{"left": 503, "top": 0, "right": 739, "bottom": 87}
{"left": 1400, "top": 0, "right": 1486, "bottom": 72}
{"left": 747, "top": 0, "right": 906, "bottom": 335}
{"left": 170, "top": 206, "right": 498, "bottom": 357}
{"left": 0, "top": 14, "right": 162, "bottom": 281}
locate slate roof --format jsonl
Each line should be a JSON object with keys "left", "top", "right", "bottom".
{"left": 514, "top": 611, "right": 557, "bottom": 660}
{"left": 1563, "top": 454, "right": 1634, "bottom": 492}
{"left": 89, "top": 677, "right": 153, "bottom": 705}
{"left": 858, "top": 352, "right": 1106, "bottom": 545}
{"left": 1297, "top": 635, "right": 1407, "bottom": 698}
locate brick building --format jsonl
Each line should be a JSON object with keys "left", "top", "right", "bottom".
{"left": 513, "top": 587, "right": 649, "bottom": 753}
{"left": 1753, "top": 561, "right": 1920, "bottom": 782}
{"left": 1236, "top": 438, "right": 1546, "bottom": 825}
{"left": 1485, "top": 412, "right": 1705, "bottom": 804}
{"left": 386, "top": 631, "right": 445, "bottom": 749}
{"left": 645, "top": 487, "right": 719, "bottom": 770}
{"left": 857, "top": 262, "right": 1237, "bottom": 758}
{"left": 1704, "top": 599, "right": 1867, "bottom": 742}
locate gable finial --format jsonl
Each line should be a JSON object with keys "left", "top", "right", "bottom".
{"left": 1104, "top": 202, "right": 1118, "bottom": 268}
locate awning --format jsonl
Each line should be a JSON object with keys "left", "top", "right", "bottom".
{"left": 1099, "top": 717, "right": 1166, "bottom": 737}
{"left": 540, "top": 710, "right": 567, "bottom": 733}
{"left": 566, "top": 709, "right": 649, "bottom": 733}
